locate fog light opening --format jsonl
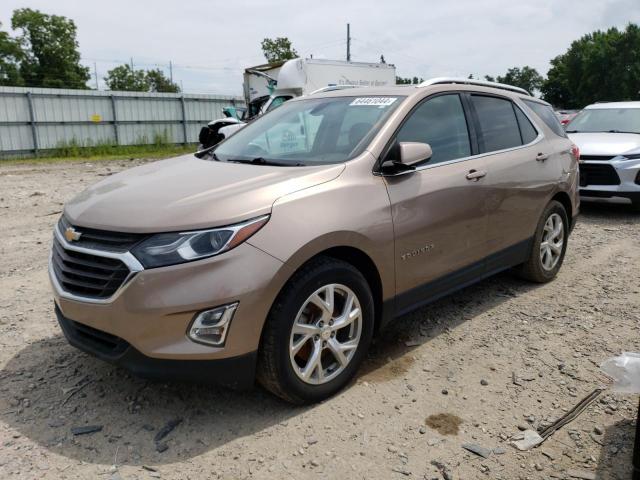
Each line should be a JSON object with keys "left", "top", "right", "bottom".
{"left": 188, "top": 302, "right": 238, "bottom": 346}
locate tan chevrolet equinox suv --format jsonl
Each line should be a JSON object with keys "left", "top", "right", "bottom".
{"left": 51, "top": 78, "right": 580, "bottom": 403}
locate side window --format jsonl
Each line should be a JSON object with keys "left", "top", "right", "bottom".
{"left": 522, "top": 99, "right": 567, "bottom": 137}
{"left": 471, "top": 95, "right": 522, "bottom": 152}
{"left": 395, "top": 94, "right": 471, "bottom": 164}
{"left": 514, "top": 106, "right": 539, "bottom": 144}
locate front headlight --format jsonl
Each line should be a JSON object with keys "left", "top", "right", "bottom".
{"left": 131, "top": 215, "right": 269, "bottom": 268}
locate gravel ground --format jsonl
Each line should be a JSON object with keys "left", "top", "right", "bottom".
{"left": 0, "top": 158, "right": 639, "bottom": 480}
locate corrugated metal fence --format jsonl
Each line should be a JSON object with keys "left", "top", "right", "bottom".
{"left": 0, "top": 86, "right": 244, "bottom": 158}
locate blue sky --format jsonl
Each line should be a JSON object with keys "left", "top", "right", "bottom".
{"left": 2, "top": 0, "right": 639, "bottom": 95}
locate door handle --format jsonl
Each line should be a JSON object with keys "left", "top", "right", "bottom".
{"left": 466, "top": 169, "right": 487, "bottom": 181}
{"left": 536, "top": 153, "right": 549, "bottom": 162}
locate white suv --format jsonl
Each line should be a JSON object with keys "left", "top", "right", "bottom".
{"left": 566, "top": 101, "right": 640, "bottom": 210}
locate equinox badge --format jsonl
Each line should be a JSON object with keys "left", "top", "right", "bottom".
{"left": 401, "top": 243, "right": 434, "bottom": 261}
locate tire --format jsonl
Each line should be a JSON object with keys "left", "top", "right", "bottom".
{"left": 257, "top": 257, "right": 374, "bottom": 404}
{"left": 516, "top": 200, "right": 569, "bottom": 283}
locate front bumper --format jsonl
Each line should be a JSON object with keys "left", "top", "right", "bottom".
{"left": 579, "top": 157, "right": 640, "bottom": 204}
{"left": 55, "top": 304, "right": 257, "bottom": 389}
{"left": 51, "top": 240, "right": 293, "bottom": 364}
{"left": 580, "top": 189, "right": 640, "bottom": 204}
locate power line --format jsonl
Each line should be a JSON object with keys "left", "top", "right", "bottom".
{"left": 81, "top": 57, "right": 245, "bottom": 72}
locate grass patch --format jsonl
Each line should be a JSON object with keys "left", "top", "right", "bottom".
{"left": 1, "top": 130, "right": 198, "bottom": 166}
{"left": 1, "top": 143, "right": 197, "bottom": 166}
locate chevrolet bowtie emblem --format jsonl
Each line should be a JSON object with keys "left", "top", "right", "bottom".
{"left": 64, "top": 226, "right": 82, "bottom": 242}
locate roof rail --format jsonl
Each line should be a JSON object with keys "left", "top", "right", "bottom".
{"left": 309, "top": 85, "right": 362, "bottom": 95}
{"left": 418, "top": 77, "right": 531, "bottom": 96}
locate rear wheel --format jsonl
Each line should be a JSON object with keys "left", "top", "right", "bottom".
{"left": 257, "top": 257, "right": 374, "bottom": 404}
{"left": 516, "top": 200, "right": 568, "bottom": 283}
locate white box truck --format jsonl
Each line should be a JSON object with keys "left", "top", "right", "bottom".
{"left": 258, "top": 58, "right": 396, "bottom": 114}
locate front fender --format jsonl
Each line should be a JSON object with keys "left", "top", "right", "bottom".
{"left": 247, "top": 156, "right": 395, "bottom": 302}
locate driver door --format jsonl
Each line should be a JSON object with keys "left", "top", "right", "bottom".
{"left": 383, "top": 93, "right": 491, "bottom": 314}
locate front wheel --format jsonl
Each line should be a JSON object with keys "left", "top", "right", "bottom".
{"left": 516, "top": 200, "right": 569, "bottom": 283}
{"left": 257, "top": 257, "right": 374, "bottom": 404}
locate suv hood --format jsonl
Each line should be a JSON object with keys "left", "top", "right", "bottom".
{"left": 567, "top": 132, "right": 640, "bottom": 156}
{"left": 64, "top": 155, "right": 345, "bottom": 233}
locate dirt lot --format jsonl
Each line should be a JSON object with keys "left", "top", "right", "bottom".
{"left": 0, "top": 158, "right": 639, "bottom": 480}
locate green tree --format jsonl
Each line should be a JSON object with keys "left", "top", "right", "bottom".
{"left": 105, "top": 65, "right": 181, "bottom": 93}
{"left": 146, "top": 68, "right": 180, "bottom": 93}
{"left": 0, "top": 22, "right": 24, "bottom": 86}
{"left": 261, "top": 37, "right": 298, "bottom": 63}
{"left": 104, "top": 64, "right": 149, "bottom": 91}
{"left": 485, "top": 66, "right": 543, "bottom": 94}
{"left": 11, "top": 8, "right": 90, "bottom": 89}
{"left": 542, "top": 24, "right": 640, "bottom": 108}
{"left": 396, "top": 76, "right": 424, "bottom": 85}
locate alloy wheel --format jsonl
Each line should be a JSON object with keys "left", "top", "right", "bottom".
{"left": 540, "top": 213, "right": 564, "bottom": 271}
{"left": 289, "top": 283, "right": 362, "bottom": 385}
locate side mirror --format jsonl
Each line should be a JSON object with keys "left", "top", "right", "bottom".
{"left": 398, "top": 142, "right": 432, "bottom": 166}
{"left": 380, "top": 142, "right": 432, "bottom": 176}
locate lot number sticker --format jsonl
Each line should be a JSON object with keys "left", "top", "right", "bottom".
{"left": 350, "top": 97, "right": 398, "bottom": 107}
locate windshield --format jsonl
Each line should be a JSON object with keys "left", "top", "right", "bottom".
{"left": 567, "top": 107, "right": 640, "bottom": 133}
{"left": 265, "top": 95, "right": 293, "bottom": 112}
{"left": 211, "top": 95, "right": 404, "bottom": 165}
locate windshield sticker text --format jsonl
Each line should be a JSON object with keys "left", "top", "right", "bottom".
{"left": 350, "top": 97, "right": 398, "bottom": 107}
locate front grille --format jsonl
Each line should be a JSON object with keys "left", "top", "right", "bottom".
{"left": 579, "top": 163, "right": 621, "bottom": 186}
{"left": 52, "top": 236, "right": 130, "bottom": 298}
{"left": 579, "top": 155, "right": 615, "bottom": 161}
{"left": 58, "top": 216, "right": 147, "bottom": 253}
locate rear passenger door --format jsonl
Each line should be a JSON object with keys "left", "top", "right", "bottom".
{"left": 382, "top": 93, "right": 491, "bottom": 314}
{"left": 467, "top": 93, "right": 557, "bottom": 266}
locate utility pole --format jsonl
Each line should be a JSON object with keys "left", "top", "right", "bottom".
{"left": 130, "top": 57, "right": 134, "bottom": 71}
{"left": 94, "top": 62, "right": 99, "bottom": 90}
{"left": 346, "top": 23, "right": 351, "bottom": 62}
{"left": 169, "top": 61, "right": 173, "bottom": 82}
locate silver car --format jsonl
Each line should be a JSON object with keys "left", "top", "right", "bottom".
{"left": 566, "top": 101, "right": 640, "bottom": 210}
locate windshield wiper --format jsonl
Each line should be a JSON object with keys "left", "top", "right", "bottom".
{"left": 604, "top": 129, "right": 640, "bottom": 134}
{"left": 194, "top": 144, "right": 219, "bottom": 159}
{"left": 227, "top": 157, "right": 306, "bottom": 167}
{"left": 565, "top": 129, "right": 640, "bottom": 134}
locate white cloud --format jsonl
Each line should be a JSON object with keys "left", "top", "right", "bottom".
{"left": 1, "top": 0, "right": 639, "bottom": 95}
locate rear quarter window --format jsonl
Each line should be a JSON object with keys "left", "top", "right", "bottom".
{"left": 514, "top": 106, "right": 539, "bottom": 144}
{"left": 522, "top": 99, "right": 567, "bottom": 137}
{"left": 471, "top": 95, "right": 522, "bottom": 152}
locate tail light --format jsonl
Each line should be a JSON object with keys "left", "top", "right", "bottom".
{"left": 561, "top": 119, "right": 570, "bottom": 126}
{"left": 570, "top": 144, "right": 580, "bottom": 162}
